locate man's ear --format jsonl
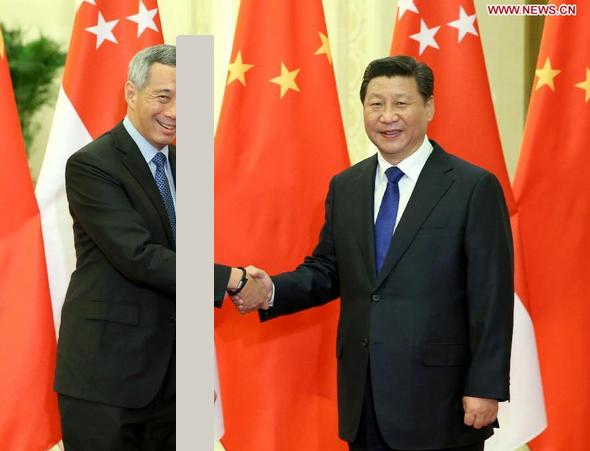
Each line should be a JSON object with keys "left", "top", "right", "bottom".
{"left": 125, "top": 81, "right": 137, "bottom": 109}
{"left": 426, "top": 96, "right": 435, "bottom": 122}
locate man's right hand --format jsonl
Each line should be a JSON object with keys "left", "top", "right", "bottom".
{"left": 230, "top": 265, "right": 272, "bottom": 313}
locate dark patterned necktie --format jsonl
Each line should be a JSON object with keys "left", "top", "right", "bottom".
{"left": 152, "top": 152, "right": 176, "bottom": 241}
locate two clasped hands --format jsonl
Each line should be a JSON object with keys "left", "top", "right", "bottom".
{"left": 227, "top": 266, "right": 272, "bottom": 313}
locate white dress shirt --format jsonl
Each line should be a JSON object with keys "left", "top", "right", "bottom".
{"left": 123, "top": 116, "right": 176, "bottom": 209}
{"left": 373, "top": 136, "right": 433, "bottom": 230}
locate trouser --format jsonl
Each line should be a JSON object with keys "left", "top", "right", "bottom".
{"left": 59, "top": 348, "right": 175, "bottom": 451}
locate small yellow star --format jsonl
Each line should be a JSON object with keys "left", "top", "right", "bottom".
{"left": 227, "top": 51, "right": 254, "bottom": 86}
{"left": 574, "top": 68, "right": 590, "bottom": 103}
{"left": 269, "top": 62, "right": 300, "bottom": 98}
{"left": 314, "top": 32, "right": 332, "bottom": 65}
{"left": 535, "top": 57, "right": 561, "bottom": 91}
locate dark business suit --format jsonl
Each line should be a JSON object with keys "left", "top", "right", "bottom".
{"left": 215, "top": 264, "right": 231, "bottom": 307}
{"left": 55, "top": 122, "right": 176, "bottom": 449}
{"left": 261, "top": 141, "right": 513, "bottom": 450}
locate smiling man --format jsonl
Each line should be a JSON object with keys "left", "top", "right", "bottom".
{"left": 55, "top": 44, "right": 176, "bottom": 451}
{"left": 237, "top": 55, "right": 514, "bottom": 451}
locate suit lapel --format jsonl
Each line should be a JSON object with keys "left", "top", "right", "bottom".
{"left": 169, "top": 145, "right": 176, "bottom": 186}
{"left": 351, "top": 155, "right": 379, "bottom": 285}
{"left": 112, "top": 123, "right": 175, "bottom": 247}
{"left": 375, "top": 144, "right": 454, "bottom": 290}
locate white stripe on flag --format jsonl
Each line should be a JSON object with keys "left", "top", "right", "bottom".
{"left": 486, "top": 293, "right": 546, "bottom": 450}
{"left": 36, "top": 87, "right": 92, "bottom": 333}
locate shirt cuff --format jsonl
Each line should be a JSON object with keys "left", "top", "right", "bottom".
{"left": 268, "top": 282, "right": 276, "bottom": 308}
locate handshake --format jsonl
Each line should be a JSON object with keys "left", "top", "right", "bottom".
{"left": 227, "top": 266, "right": 273, "bottom": 314}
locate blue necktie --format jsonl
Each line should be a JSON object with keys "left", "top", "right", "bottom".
{"left": 374, "top": 166, "right": 404, "bottom": 273}
{"left": 152, "top": 152, "right": 176, "bottom": 241}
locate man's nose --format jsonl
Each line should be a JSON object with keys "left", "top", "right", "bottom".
{"left": 379, "top": 106, "right": 399, "bottom": 123}
{"left": 164, "top": 99, "right": 176, "bottom": 119}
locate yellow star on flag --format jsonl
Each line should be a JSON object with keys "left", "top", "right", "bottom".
{"left": 535, "top": 57, "right": 561, "bottom": 91}
{"left": 574, "top": 68, "right": 590, "bottom": 102}
{"left": 270, "top": 62, "right": 300, "bottom": 98}
{"left": 314, "top": 32, "right": 332, "bottom": 65}
{"left": 227, "top": 51, "right": 254, "bottom": 86}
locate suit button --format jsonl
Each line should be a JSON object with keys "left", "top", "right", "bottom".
{"left": 371, "top": 295, "right": 380, "bottom": 302}
{"left": 169, "top": 316, "right": 175, "bottom": 322}
{"left": 362, "top": 338, "right": 369, "bottom": 347}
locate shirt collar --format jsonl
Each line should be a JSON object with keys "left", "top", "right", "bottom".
{"left": 123, "top": 116, "right": 170, "bottom": 164}
{"left": 377, "top": 135, "right": 433, "bottom": 183}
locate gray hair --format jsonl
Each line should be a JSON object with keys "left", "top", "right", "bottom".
{"left": 128, "top": 44, "right": 176, "bottom": 90}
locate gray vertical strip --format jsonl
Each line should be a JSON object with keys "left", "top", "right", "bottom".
{"left": 177, "top": 35, "right": 214, "bottom": 450}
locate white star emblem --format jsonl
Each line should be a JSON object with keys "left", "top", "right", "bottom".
{"left": 85, "top": 11, "right": 119, "bottom": 49}
{"left": 448, "top": 6, "right": 478, "bottom": 42}
{"left": 397, "top": 0, "right": 418, "bottom": 19}
{"left": 410, "top": 19, "right": 440, "bottom": 55}
{"left": 126, "top": 0, "right": 159, "bottom": 37}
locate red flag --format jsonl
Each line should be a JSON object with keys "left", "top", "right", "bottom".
{"left": 391, "top": 1, "right": 546, "bottom": 449}
{"left": 513, "top": 2, "right": 589, "bottom": 450}
{"left": 0, "top": 30, "right": 61, "bottom": 450}
{"left": 36, "top": 0, "right": 164, "bottom": 331}
{"left": 214, "top": 0, "right": 349, "bottom": 449}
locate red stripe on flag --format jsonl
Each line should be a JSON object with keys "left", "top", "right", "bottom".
{"left": 514, "top": 1, "right": 590, "bottom": 450}
{"left": 63, "top": 0, "right": 164, "bottom": 139}
{"left": 0, "top": 32, "right": 61, "bottom": 451}
{"left": 215, "top": 0, "right": 349, "bottom": 449}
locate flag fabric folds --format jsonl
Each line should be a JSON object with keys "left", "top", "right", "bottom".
{"left": 0, "top": 30, "right": 61, "bottom": 451}
{"left": 514, "top": 1, "right": 590, "bottom": 450}
{"left": 214, "top": 0, "right": 350, "bottom": 449}
{"left": 36, "top": 0, "right": 164, "bottom": 332}
{"left": 391, "top": 1, "right": 546, "bottom": 449}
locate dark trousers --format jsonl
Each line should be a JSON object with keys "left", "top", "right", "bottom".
{"left": 349, "top": 367, "right": 484, "bottom": 451}
{"left": 59, "top": 348, "right": 175, "bottom": 451}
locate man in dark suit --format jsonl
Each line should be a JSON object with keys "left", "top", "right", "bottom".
{"left": 235, "top": 56, "right": 514, "bottom": 451}
{"left": 55, "top": 44, "right": 176, "bottom": 450}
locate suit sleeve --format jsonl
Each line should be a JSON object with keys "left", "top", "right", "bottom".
{"left": 260, "top": 177, "right": 340, "bottom": 321}
{"left": 463, "top": 172, "right": 514, "bottom": 401}
{"left": 214, "top": 264, "right": 231, "bottom": 307}
{"left": 66, "top": 152, "right": 175, "bottom": 296}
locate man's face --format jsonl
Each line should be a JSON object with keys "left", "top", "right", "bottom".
{"left": 363, "top": 75, "right": 434, "bottom": 164}
{"left": 126, "top": 62, "right": 176, "bottom": 149}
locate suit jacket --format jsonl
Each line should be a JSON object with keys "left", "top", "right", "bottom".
{"left": 55, "top": 122, "right": 176, "bottom": 409}
{"left": 261, "top": 141, "right": 514, "bottom": 449}
{"left": 214, "top": 264, "right": 231, "bottom": 307}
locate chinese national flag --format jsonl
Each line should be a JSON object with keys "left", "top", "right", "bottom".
{"left": 214, "top": 0, "right": 349, "bottom": 450}
{"left": 391, "top": 1, "right": 546, "bottom": 449}
{"left": 0, "top": 31, "right": 61, "bottom": 450}
{"left": 514, "top": 2, "right": 590, "bottom": 450}
{"left": 36, "top": 0, "right": 164, "bottom": 330}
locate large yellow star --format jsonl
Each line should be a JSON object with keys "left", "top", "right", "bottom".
{"left": 535, "top": 57, "right": 561, "bottom": 91}
{"left": 314, "top": 31, "right": 332, "bottom": 65}
{"left": 227, "top": 51, "right": 254, "bottom": 86}
{"left": 270, "top": 62, "right": 300, "bottom": 98}
{"left": 574, "top": 68, "right": 590, "bottom": 103}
